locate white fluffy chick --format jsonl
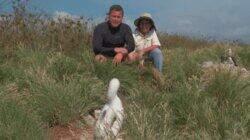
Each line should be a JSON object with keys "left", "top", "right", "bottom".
{"left": 94, "top": 78, "right": 124, "bottom": 140}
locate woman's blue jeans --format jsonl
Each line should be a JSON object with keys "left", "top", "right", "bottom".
{"left": 148, "top": 48, "right": 163, "bottom": 73}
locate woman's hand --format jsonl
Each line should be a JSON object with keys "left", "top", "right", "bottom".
{"left": 137, "top": 50, "right": 145, "bottom": 60}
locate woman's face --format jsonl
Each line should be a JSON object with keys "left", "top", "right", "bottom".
{"left": 139, "top": 19, "right": 152, "bottom": 35}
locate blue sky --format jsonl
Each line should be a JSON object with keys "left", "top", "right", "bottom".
{"left": 1, "top": 0, "right": 250, "bottom": 43}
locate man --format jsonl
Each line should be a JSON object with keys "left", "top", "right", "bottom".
{"left": 92, "top": 4, "right": 135, "bottom": 65}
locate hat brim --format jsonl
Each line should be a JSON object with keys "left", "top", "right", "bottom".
{"left": 134, "top": 17, "right": 156, "bottom": 30}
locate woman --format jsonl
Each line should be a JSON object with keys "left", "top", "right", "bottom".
{"left": 128, "top": 13, "right": 163, "bottom": 73}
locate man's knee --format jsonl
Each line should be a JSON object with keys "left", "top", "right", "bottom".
{"left": 95, "top": 54, "right": 108, "bottom": 63}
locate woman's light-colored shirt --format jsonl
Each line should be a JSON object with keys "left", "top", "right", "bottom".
{"left": 133, "top": 29, "right": 161, "bottom": 51}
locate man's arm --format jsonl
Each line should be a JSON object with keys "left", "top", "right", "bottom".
{"left": 92, "top": 26, "right": 115, "bottom": 55}
{"left": 124, "top": 25, "right": 135, "bottom": 53}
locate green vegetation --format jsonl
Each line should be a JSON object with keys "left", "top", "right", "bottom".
{"left": 0, "top": 2, "right": 249, "bottom": 139}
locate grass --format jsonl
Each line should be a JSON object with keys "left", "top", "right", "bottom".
{"left": 0, "top": 3, "right": 250, "bottom": 139}
{"left": 0, "top": 100, "right": 44, "bottom": 140}
{"left": 237, "top": 47, "right": 250, "bottom": 69}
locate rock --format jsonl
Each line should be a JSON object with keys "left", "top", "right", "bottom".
{"left": 83, "top": 115, "right": 96, "bottom": 127}
{"left": 201, "top": 61, "right": 214, "bottom": 69}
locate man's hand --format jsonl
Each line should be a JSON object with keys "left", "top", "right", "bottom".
{"left": 113, "top": 53, "right": 123, "bottom": 65}
{"left": 114, "top": 47, "right": 128, "bottom": 55}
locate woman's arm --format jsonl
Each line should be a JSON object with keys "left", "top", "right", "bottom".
{"left": 142, "top": 45, "right": 159, "bottom": 53}
{"left": 142, "top": 30, "right": 161, "bottom": 53}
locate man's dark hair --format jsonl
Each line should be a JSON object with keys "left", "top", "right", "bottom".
{"left": 108, "top": 4, "right": 124, "bottom": 15}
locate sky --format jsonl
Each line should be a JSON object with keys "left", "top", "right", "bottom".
{"left": 1, "top": 0, "right": 250, "bottom": 43}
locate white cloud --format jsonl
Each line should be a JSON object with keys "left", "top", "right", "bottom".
{"left": 147, "top": 0, "right": 250, "bottom": 43}
{"left": 52, "top": 11, "right": 95, "bottom": 31}
{"left": 123, "top": 16, "right": 135, "bottom": 30}
{"left": 177, "top": 19, "right": 192, "bottom": 27}
{"left": 53, "top": 11, "right": 82, "bottom": 22}
{"left": 92, "top": 16, "right": 105, "bottom": 24}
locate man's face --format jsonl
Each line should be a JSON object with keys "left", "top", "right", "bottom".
{"left": 109, "top": 10, "right": 123, "bottom": 27}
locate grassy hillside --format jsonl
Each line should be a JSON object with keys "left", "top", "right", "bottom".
{"left": 0, "top": 7, "right": 250, "bottom": 139}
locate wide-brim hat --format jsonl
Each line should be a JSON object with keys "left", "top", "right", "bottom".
{"left": 134, "top": 12, "right": 156, "bottom": 30}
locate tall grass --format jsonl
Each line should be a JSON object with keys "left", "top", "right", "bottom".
{"left": 0, "top": 44, "right": 106, "bottom": 138}
{"left": 27, "top": 72, "right": 104, "bottom": 126}
{"left": 123, "top": 71, "right": 249, "bottom": 139}
{"left": 237, "top": 47, "right": 250, "bottom": 69}
{"left": 0, "top": 101, "right": 44, "bottom": 140}
{"left": 0, "top": 2, "right": 250, "bottom": 139}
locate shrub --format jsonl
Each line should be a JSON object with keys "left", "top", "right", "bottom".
{"left": 26, "top": 67, "right": 104, "bottom": 126}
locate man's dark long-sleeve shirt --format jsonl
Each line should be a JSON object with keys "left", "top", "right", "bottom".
{"left": 92, "top": 22, "right": 135, "bottom": 57}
